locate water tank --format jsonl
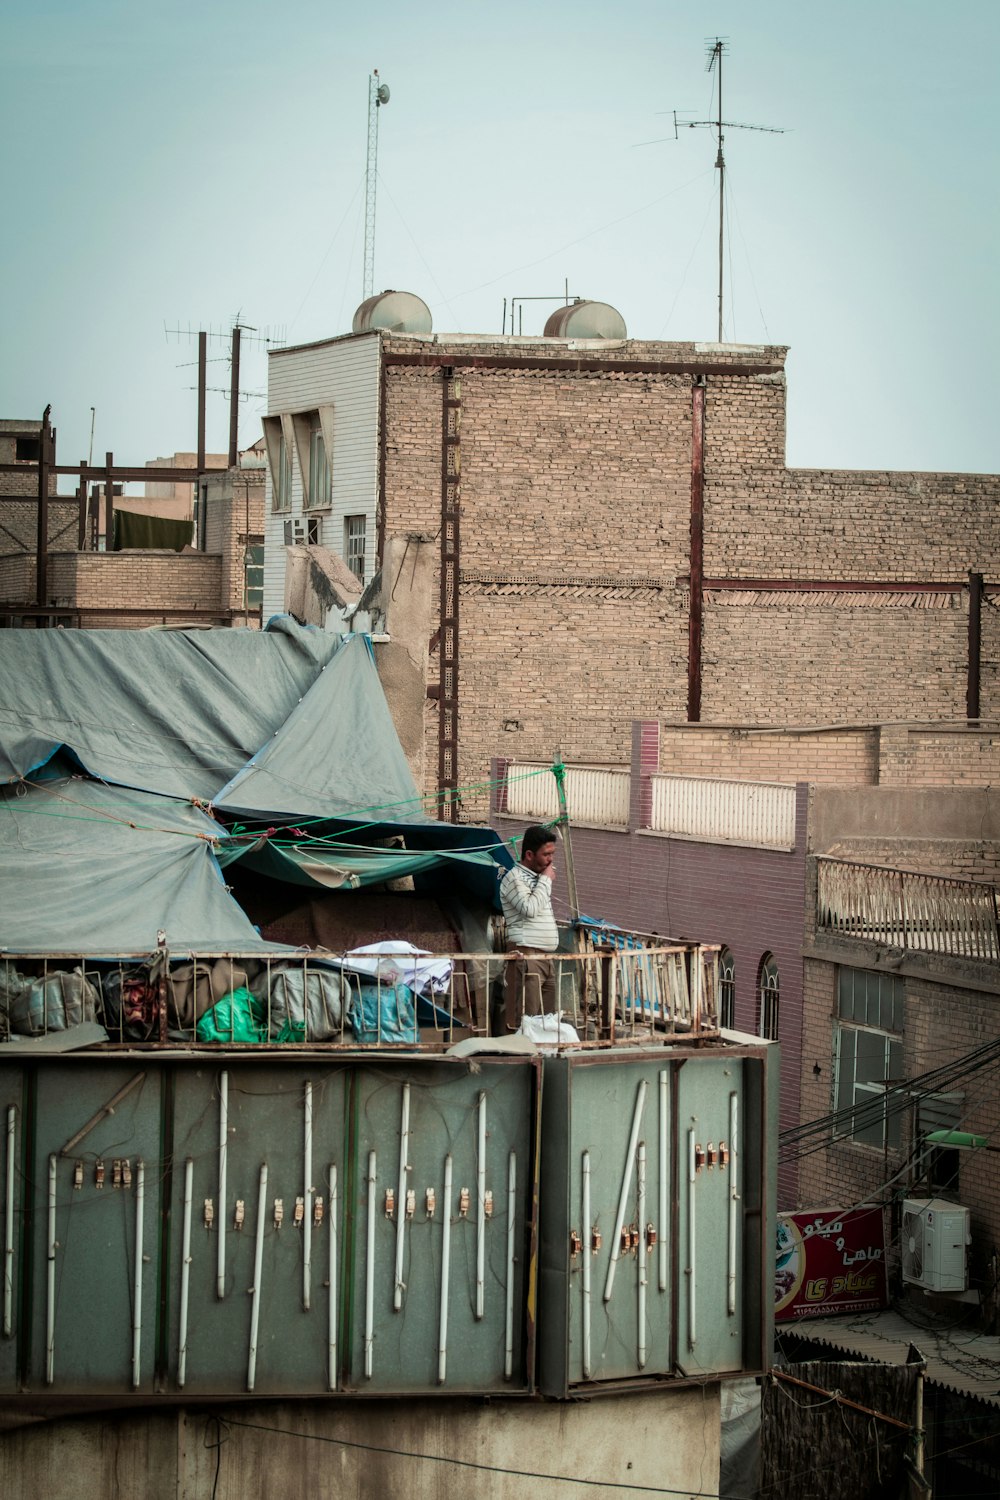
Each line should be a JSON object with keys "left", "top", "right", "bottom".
{"left": 352, "top": 291, "right": 432, "bottom": 335}
{"left": 543, "top": 300, "right": 627, "bottom": 340}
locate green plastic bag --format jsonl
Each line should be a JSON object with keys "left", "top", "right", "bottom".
{"left": 196, "top": 986, "right": 267, "bottom": 1044}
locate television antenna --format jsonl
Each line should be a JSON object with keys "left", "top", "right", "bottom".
{"left": 363, "top": 70, "right": 390, "bottom": 300}
{"left": 649, "top": 39, "right": 784, "bottom": 342}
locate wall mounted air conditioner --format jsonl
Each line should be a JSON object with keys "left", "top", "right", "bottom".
{"left": 283, "top": 519, "right": 306, "bottom": 546}
{"left": 901, "top": 1198, "right": 970, "bottom": 1292}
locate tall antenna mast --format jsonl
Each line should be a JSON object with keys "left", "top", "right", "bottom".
{"left": 363, "top": 70, "right": 390, "bottom": 300}
{"left": 670, "top": 39, "right": 784, "bottom": 342}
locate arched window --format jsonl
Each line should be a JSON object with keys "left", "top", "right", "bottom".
{"left": 719, "top": 946, "right": 736, "bottom": 1029}
{"left": 757, "top": 952, "right": 780, "bottom": 1040}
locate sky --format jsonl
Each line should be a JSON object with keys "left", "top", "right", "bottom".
{"left": 2, "top": 0, "right": 998, "bottom": 486}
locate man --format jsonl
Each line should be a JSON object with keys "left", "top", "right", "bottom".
{"left": 499, "top": 824, "right": 560, "bottom": 1030}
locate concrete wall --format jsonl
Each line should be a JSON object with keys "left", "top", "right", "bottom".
{"left": 809, "top": 785, "right": 1000, "bottom": 854}
{"left": 0, "top": 1387, "right": 722, "bottom": 1500}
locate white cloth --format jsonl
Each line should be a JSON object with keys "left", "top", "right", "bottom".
{"left": 499, "top": 863, "right": 558, "bottom": 951}
{"left": 344, "top": 941, "right": 453, "bottom": 995}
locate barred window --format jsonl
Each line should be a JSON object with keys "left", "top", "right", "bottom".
{"left": 757, "top": 952, "right": 779, "bottom": 1041}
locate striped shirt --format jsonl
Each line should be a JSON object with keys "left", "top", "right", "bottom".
{"left": 499, "top": 862, "right": 558, "bottom": 951}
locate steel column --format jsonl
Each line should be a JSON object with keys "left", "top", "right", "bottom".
{"left": 968, "top": 570, "right": 983, "bottom": 720}
{"left": 438, "top": 367, "right": 461, "bottom": 821}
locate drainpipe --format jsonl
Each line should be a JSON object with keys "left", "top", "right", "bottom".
{"left": 687, "top": 380, "right": 706, "bottom": 721}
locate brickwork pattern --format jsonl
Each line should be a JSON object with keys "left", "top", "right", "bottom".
{"left": 799, "top": 956, "right": 1000, "bottom": 1275}
{"left": 657, "top": 725, "right": 880, "bottom": 784}
{"left": 707, "top": 461, "right": 1000, "bottom": 581}
{"left": 822, "top": 839, "right": 1000, "bottom": 882}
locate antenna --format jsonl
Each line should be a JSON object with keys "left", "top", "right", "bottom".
{"left": 669, "top": 39, "right": 784, "bottom": 342}
{"left": 363, "top": 70, "right": 390, "bottom": 300}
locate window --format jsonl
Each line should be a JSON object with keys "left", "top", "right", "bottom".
{"left": 274, "top": 433, "right": 292, "bottom": 511}
{"left": 834, "top": 968, "right": 904, "bottom": 1150}
{"left": 306, "top": 417, "right": 331, "bottom": 510}
{"left": 757, "top": 953, "right": 779, "bottom": 1040}
{"left": 243, "top": 539, "right": 264, "bottom": 611}
{"left": 719, "top": 946, "right": 735, "bottom": 1029}
{"left": 15, "top": 436, "right": 40, "bottom": 462}
{"left": 345, "top": 514, "right": 367, "bottom": 582}
{"left": 262, "top": 417, "right": 292, "bottom": 512}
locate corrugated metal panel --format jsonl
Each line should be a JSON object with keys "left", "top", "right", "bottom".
{"left": 263, "top": 336, "right": 380, "bottom": 618}
{"left": 650, "top": 774, "right": 796, "bottom": 849}
{"left": 788, "top": 1309, "right": 1000, "bottom": 1407}
{"left": 505, "top": 763, "right": 630, "bottom": 827}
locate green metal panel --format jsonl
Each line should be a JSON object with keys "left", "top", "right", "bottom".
{"left": 25, "top": 1064, "right": 164, "bottom": 1393}
{"left": 674, "top": 1056, "right": 746, "bottom": 1377}
{"left": 165, "top": 1062, "right": 350, "bottom": 1397}
{"left": 0, "top": 1067, "right": 24, "bottom": 1391}
{"left": 538, "top": 1054, "right": 676, "bottom": 1391}
{"left": 343, "top": 1059, "right": 536, "bottom": 1393}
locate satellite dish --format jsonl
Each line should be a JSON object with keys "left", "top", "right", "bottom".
{"left": 377, "top": 84, "right": 390, "bottom": 105}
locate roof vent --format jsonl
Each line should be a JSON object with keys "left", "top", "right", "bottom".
{"left": 352, "top": 290, "right": 433, "bottom": 335}
{"left": 543, "top": 300, "right": 627, "bottom": 340}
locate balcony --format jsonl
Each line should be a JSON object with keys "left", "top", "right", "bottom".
{"left": 816, "top": 856, "right": 1000, "bottom": 962}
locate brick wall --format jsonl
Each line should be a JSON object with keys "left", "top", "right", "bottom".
{"left": 657, "top": 725, "right": 880, "bottom": 783}
{"left": 707, "top": 464, "right": 1000, "bottom": 581}
{"left": 822, "top": 840, "right": 1000, "bottom": 882}
{"left": 373, "top": 337, "right": 999, "bottom": 813}
{"left": 0, "top": 552, "right": 225, "bottom": 625}
{"left": 798, "top": 955, "right": 1000, "bottom": 1282}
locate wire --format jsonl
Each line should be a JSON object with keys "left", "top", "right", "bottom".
{"left": 287, "top": 173, "right": 366, "bottom": 336}
{"left": 215, "top": 1415, "right": 737, "bottom": 1497}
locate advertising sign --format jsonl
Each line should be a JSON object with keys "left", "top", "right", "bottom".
{"left": 775, "top": 1205, "right": 888, "bottom": 1321}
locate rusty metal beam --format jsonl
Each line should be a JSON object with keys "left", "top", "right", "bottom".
{"left": 228, "top": 325, "right": 241, "bottom": 467}
{"left": 34, "top": 408, "right": 53, "bottom": 608}
{"left": 968, "top": 570, "right": 983, "bottom": 719}
{"left": 438, "top": 368, "right": 461, "bottom": 823}
{"left": 696, "top": 576, "right": 970, "bottom": 592}
{"left": 197, "top": 330, "right": 207, "bottom": 473}
{"left": 0, "top": 464, "right": 210, "bottom": 483}
{"left": 687, "top": 381, "right": 706, "bottom": 722}
{"left": 104, "top": 451, "right": 114, "bottom": 552}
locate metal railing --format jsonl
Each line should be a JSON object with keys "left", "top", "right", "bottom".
{"left": 0, "top": 938, "right": 721, "bottom": 1049}
{"left": 504, "top": 763, "right": 630, "bottom": 826}
{"left": 816, "top": 857, "right": 1000, "bottom": 962}
{"left": 649, "top": 774, "right": 796, "bottom": 849}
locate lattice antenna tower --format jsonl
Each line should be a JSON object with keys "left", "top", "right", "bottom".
{"left": 363, "top": 70, "right": 391, "bottom": 300}
{"left": 670, "top": 39, "right": 784, "bottom": 342}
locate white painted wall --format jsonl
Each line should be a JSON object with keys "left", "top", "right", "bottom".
{"left": 262, "top": 332, "right": 380, "bottom": 622}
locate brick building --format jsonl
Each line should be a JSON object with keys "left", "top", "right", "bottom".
{"left": 0, "top": 417, "right": 75, "bottom": 558}
{"left": 489, "top": 724, "right": 1000, "bottom": 1246}
{"left": 260, "top": 322, "right": 999, "bottom": 816}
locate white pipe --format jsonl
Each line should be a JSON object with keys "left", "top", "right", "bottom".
{"left": 475, "top": 1091, "right": 486, "bottom": 1321}
{"left": 604, "top": 1078, "right": 647, "bottom": 1303}
{"left": 504, "top": 1151, "right": 516, "bottom": 1380}
{"left": 364, "top": 1149, "right": 376, "bottom": 1378}
{"left": 658, "top": 1070, "right": 668, "bottom": 1294}
{"left": 303, "top": 1081, "right": 313, "bottom": 1312}
{"left": 637, "top": 1141, "right": 647, "bottom": 1370}
{"left": 247, "top": 1162, "right": 268, "bottom": 1391}
{"left": 132, "top": 1159, "right": 145, "bottom": 1388}
{"left": 217, "top": 1071, "right": 228, "bottom": 1300}
{"left": 687, "top": 1129, "right": 697, "bottom": 1349}
{"left": 4, "top": 1105, "right": 15, "bottom": 1339}
{"left": 581, "top": 1150, "right": 592, "bottom": 1379}
{"left": 728, "top": 1091, "right": 739, "bottom": 1316}
{"left": 393, "top": 1083, "right": 410, "bottom": 1312}
{"left": 328, "top": 1164, "right": 338, "bottom": 1391}
{"left": 178, "top": 1158, "right": 194, "bottom": 1388}
{"left": 438, "top": 1154, "right": 452, "bottom": 1384}
{"left": 45, "top": 1154, "right": 56, "bottom": 1384}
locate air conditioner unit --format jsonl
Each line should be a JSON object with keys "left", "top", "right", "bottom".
{"left": 283, "top": 519, "right": 306, "bottom": 546}
{"left": 901, "top": 1198, "right": 970, "bottom": 1292}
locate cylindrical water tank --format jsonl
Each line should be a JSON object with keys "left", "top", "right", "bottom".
{"left": 352, "top": 291, "right": 433, "bottom": 335}
{"left": 543, "top": 301, "right": 627, "bottom": 340}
